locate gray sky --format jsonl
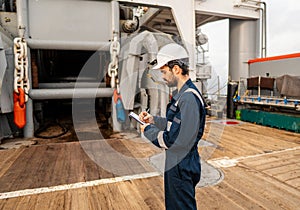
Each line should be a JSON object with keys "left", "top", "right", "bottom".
{"left": 200, "top": 0, "right": 300, "bottom": 95}
{"left": 267, "top": 0, "right": 300, "bottom": 55}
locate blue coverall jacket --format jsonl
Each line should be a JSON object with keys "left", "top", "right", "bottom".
{"left": 144, "top": 79, "right": 206, "bottom": 210}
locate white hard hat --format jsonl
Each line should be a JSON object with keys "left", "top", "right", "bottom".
{"left": 153, "top": 43, "right": 188, "bottom": 69}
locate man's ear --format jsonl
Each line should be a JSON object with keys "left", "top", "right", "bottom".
{"left": 172, "top": 65, "right": 182, "bottom": 75}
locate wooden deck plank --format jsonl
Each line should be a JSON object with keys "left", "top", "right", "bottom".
{"left": 66, "top": 188, "right": 90, "bottom": 210}
{"left": 0, "top": 146, "right": 41, "bottom": 193}
{"left": 240, "top": 149, "right": 300, "bottom": 189}
{"left": 0, "top": 140, "right": 157, "bottom": 194}
{"left": 129, "top": 177, "right": 165, "bottom": 210}
{"left": 87, "top": 185, "right": 114, "bottom": 209}
{"left": 0, "top": 148, "right": 25, "bottom": 178}
{"left": 117, "top": 181, "right": 150, "bottom": 209}
{"left": 274, "top": 169, "right": 300, "bottom": 183}
{"left": 81, "top": 140, "right": 156, "bottom": 177}
{"left": 14, "top": 196, "right": 36, "bottom": 210}
{"left": 33, "top": 192, "right": 56, "bottom": 210}
{"left": 80, "top": 141, "right": 115, "bottom": 180}
{"left": 196, "top": 160, "right": 300, "bottom": 210}
{"left": 286, "top": 178, "right": 300, "bottom": 189}
{"left": 231, "top": 164, "right": 300, "bottom": 209}
{"left": 262, "top": 163, "right": 300, "bottom": 176}
{"left": 110, "top": 140, "right": 157, "bottom": 175}
{"left": 242, "top": 149, "right": 300, "bottom": 170}
{"left": 197, "top": 187, "right": 245, "bottom": 210}
{"left": 114, "top": 139, "right": 161, "bottom": 173}
{"left": 203, "top": 121, "right": 300, "bottom": 159}
{"left": 223, "top": 166, "right": 298, "bottom": 209}
{"left": 87, "top": 185, "right": 115, "bottom": 210}
{"left": 208, "top": 180, "right": 266, "bottom": 210}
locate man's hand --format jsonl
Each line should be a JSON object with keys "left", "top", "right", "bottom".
{"left": 139, "top": 111, "right": 154, "bottom": 124}
{"left": 140, "top": 123, "right": 150, "bottom": 133}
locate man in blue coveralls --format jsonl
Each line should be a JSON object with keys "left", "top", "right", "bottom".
{"left": 139, "top": 43, "right": 206, "bottom": 209}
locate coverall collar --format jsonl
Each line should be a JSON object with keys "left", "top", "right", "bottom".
{"left": 172, "top": 79, "right": 193, "bottom": 101}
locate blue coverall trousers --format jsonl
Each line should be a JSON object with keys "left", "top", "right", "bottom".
{"left": 164, "top": 149, "right": 201, "bottom": 210}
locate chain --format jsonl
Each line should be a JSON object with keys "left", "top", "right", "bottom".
{"left": 13, "top": 38, "right": 29, "bottom": 101}
{"left": 108, "top": 35, "right": 120, "bottom": 88}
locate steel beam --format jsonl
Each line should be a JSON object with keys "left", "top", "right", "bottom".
{"left": 29, "top": 88, "right": 113, "bottom": 100}
{"left": 38, "top": 83, "right": 107, "bottom": 89}
{"left": 27, "top": 40, "right": 110, "bottom": 51}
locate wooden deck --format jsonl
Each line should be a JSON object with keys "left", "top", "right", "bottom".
{"left": 0, "top": 120, "right": 299, "bottom": 209}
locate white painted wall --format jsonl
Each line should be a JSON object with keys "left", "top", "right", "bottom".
{"left": 249, "top": 56, "right": 300, "bottom": 77}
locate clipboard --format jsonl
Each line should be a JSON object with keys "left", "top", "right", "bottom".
{"left": 128, "top": 112, "right": 146, "bottom": 125}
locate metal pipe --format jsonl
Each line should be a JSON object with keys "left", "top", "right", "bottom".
{"left": 38, "top": 83, "right": 107, "bottom": 89}
{"left": 241, "top": 100, "right": 299, "bottom": 110}
{"left": 243, "top": 96, "right": 300, "bottom": 102}
{"left": 262, "top": 1, "right": 267, "bottom": 57}
{"left": 258, "top": 76, "right": 261, "bottom": 97}
{"left": 217, "top": 76, "right": 220, "bottom": 97}
{"left": 111, "top": 1, "right": 120, "bottom": 35}
{"left": 241, "top": 0, "right": 261, "bottom": 4}
{"left": 196, "top": 45, "right": 206, "bottom": 64}
{"left": 256, "top": 6, "right": 265, "bottom": 58}
{"left": 16, "top": 0, "right": 28, "bottom": 37}
{"left": 234, "top": 3, "right": 261, "bottom": 10}
{"left": 27, "top": 39, "right": 110, "bottom": 51}
{"left": 152, "top": 24, "right": 178, "bottom": 33}
{"left": 241, "top": 0, "right": 267, "bottom": 57}
{"left": 247, "top": 1, "right": 267, "bottom": 57}
{"left": 29, "top": 88, "right": 113, "bottom": 100}
{"left": 24, "top": 47, "right": 34, "bottom": 138}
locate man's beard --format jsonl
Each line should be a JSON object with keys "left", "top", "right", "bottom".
{"left": 165, "top": 76, "right": 178, "bottom": 87}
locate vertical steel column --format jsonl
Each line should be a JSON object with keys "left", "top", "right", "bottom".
{"left": 0, "top": 36, "right": 7, "bottom": 105}
{"left": 171, "top": 0, "right": 196, "bottom": 80}
{"left": 16, "top": 0, "right": 34, "bottom": 137}
{"left": 110, "top": 0, "right": 122, "bottom": 131}
{"left": 24, "top": 48, "right": 34, "bottom": 138}
{"left": 16, "top": 0, "right": 28, "bottom": 38}
{"left": 229, "top": 19, "right": 260, "bottom": 81}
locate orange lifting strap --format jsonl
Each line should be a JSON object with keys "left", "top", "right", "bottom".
{"left": 13, "top": 88, "right": 26, "bottom": 129}
{"left": 113, "top": 89, "right": 122, "bottom": 104}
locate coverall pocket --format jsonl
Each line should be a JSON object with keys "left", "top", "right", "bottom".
{"left": 172, "top": 165, "right": 185, "bottom": 190}
{"left": 178, "top": 155, "right": 201, "bottom": 187}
